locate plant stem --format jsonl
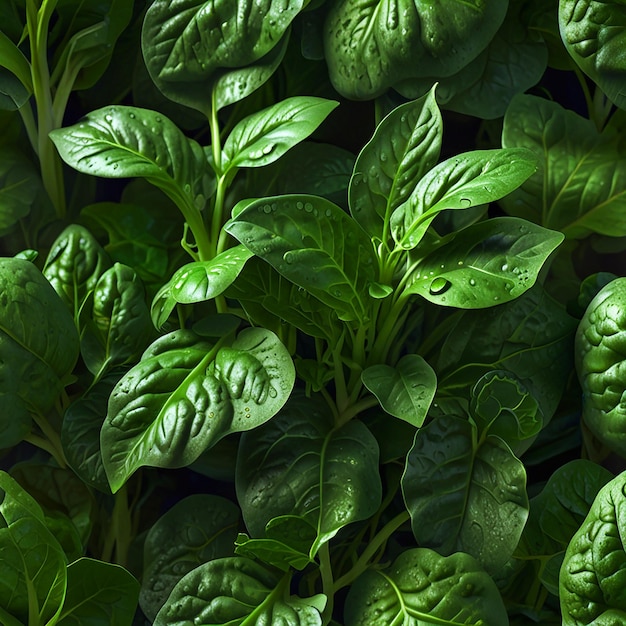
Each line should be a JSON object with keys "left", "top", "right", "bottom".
{"left": 319, "top": 542, "right": 335, "bottom": 625}
{"left": 30, "top": 410, "right": 67, "bottom": 468}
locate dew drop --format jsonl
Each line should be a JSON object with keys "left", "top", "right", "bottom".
{"left": 501, "top": 263, "right": 509, "bottom": 271}
{"left": 429, "top": 277, "right": 451, "bottom": 295}
{"left": 304, "top": 202, "right": 313, "bottom": 212}
{"left": 128, "top": 112, "right": 135, "bottom": 119}
{"left": 469, "top": 278, "right": 476, "bottom": 286}
{"left": 296, "top": 201, "right": 304, "bottom": 210}
{"left": 262, "top": 204, "right": 272, "bottom": 214}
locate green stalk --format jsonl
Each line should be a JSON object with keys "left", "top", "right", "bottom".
{"left": 319, "top": 542, "right": 335, "bottom": 625}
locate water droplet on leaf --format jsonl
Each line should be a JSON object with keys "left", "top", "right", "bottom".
{"left": 429, "top": 277, "right": 451, "bottom": 295}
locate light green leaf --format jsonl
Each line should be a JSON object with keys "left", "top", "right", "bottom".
{"left": 101, "top": 327, "right": 295, "bottom": 492}
{"left": 390, "top": 148, "right": 539, "bottom": 249}
{"left": 223, "top": 96, "right": 338, "bottom": 171}
{"left": 140, "top": 494, "right": 240, "bottom": 622}
{"left": 349, "top": 85, "right": 442, "bottom": 240}
{"left": 402, "top": 217, "right": 563, "bottom": 308}
{"left": 402, "top": 415, "right": 528, "bottom": 575}
{"left": 344, "top": 548, "right": 509, "bottom": 626}
{"left": 361, "top": 354, "right": 437, "bottom": 427}
{"left": 236, "top": 392, "right": 381, "bottom": 556}
{"left": 226, "top": 194, "right": 377, "bottom": 323}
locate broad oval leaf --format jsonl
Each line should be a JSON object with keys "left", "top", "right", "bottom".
{"left": 344, "top": 548, "right": 508, "bottom": 626}
{"left": 402, "top": 414, "right": 529, "bottom": 575}
{"left": 223, "top": 96, "right": 338, "bottom": 171}
{"left": 390, "top": 148, "right": 539, "bottom": 249}
{"left": 152, "top": 245, "right": 254, "bottom": 328}
{"left": 236, "top": 392, "right": 382, "bottom": 556}
{"left": 361, "top": 354, "right": 437, "bottom": 427}
{"left": 57, "top": 558, "right": 139, "bottom": 626}
{"left": 226, "top": 194, "right": 377, "bottom": 323}
{"left": 0, "top": 149, "right": 41, "bottom": 231}
{"left": 0, "top": 257, "right": 79, "bottom": 441}
{"left": 142, "top": 0, "right": 305, "bottom": 114}
{"left": 559, "top": 0, "right": 626, "bottom": 109}
{"left": 101, "top": 327, "right": 295, "bottom": 492}
{"left": 154, "top": 558, "right": 325, "bottom": 626}
{"left": 0, "top": 472, "right": 67, "bottom": 626}
{"left": 140, "top": 494, "right": 240, "bottom": 621}
{"left": 560, "top": 471, "right": 626, "bottom": 625}
{"left": 349, "top": 85, "right": 442, "bottom": 241}
{"left": 324, "top": 0, "right": 508, "bottom": 99}
{"left": 402, "top": 217, "right": 564, "bottom": 308}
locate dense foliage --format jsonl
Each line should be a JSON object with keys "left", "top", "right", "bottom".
{"left": 2, "top": 1, "right": 626, "bottom": 624}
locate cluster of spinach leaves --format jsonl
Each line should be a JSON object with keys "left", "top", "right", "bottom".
{"left": 2, "top": 0, "right": 626, "bottom": 625}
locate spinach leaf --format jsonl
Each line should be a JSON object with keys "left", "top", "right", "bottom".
{"left": 560, "top": 471, "right": 626, "bottom": 625}
{"left": 345, "top": 548, "right": 508, "bottom": 626}
{"left": 101, "top": 326, "right": 295, "bottom": 492}
{"left": 236, "top": 392, "right": 381, "bottom": 556}
{"left": 140, "top": 494, "right": 240, "bottom": 621}
{"left": 0, "top": 148, "right": 41, "bottom": 231}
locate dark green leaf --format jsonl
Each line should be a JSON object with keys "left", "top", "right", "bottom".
{"left": 349, "top": 85, "right": 442, "bottom": 240}
{"left": 101, "top": 327, "right": 295, "bottom": 492}
{"left": 344, "top": 548, "right": 508, "bottom": 626}
{"left": 390, "top": 148, "right": 539, "bottom": 249}
{"left": 324, "top": 0, "right": 508, "bottom": 99}
{"left": 226, "top": 194, "right": 377, "bottom": 323}
{"left": 236, "top": 392, "right": 381, "bottom": 555}
{"left": 223, "top": 96, "right": 338, "bottom": 171}
{"left": 58, "top": 558, "right": 139, "bottom": 626}
{"left": 140, "top": 494, "right": 240, "bottom": 622}
{"left": 361, "top": 354, "right": 436, "bottom": 427}
{"left": 0, "top": 148, "right": 40, "bottom": 229}
{"left": 402, "top": 415, "right": 528, "bottom": 575}
{"left": 0, "top": 30, "right": 32, "bottom": 94}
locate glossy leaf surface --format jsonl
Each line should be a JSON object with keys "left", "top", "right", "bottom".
{"left": 226, "top": 194, "right": 377, "bottom": 323}
{"left": 344, "top": 548, "right": 508, "bottom": 626}
{"left": 102, "top": 327, "right": 294, "bottom": 492}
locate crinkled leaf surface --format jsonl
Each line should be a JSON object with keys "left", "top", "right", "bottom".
{"left": 403, "top": 217, "right": 563, "bottom": 308}
{"left": 390, "top": 148, "right": 538, "bottom": 249}
{"left": 223, "top": 96, "right": 338, "bottom": 171}
{"left": 323, "top": 0, "right": 508, "bottom": 99}
{"left": 0, "top": 257, "right": 79, "bottom": 439}
{"left": 102, "top": 327, "right": 294, "bottom": 492}
{"left": 154, "top": 558, "right": 324, "bottom": 626}
{"left": 349, "top": 85, "right": 442, "bottom": 240}
{"left": 236, "top": 392, "right": 381, "bottom": 556}
{"left": 559, "top": 0, "right": 626, "bottom": 109}
{"left": 560, "top": 471, "right": 626, "bottom": 625}
{"left": 576, "top": 277, "right": 626, "bottom": 457}
{"left": 344, "top": 547, "right": 508, "bottom": 626}
{"left": 402, "top": 415, "right": 528, "bottom": 575}
{"left": 142, "top": 0, "right": 305, "bottom": 113}
{"left": 502, "top": 94, "right": 626, "bottom": 238}
{"left": 226, "top": 194, "right": 377, "bottom": 323}
{"left": 57, "top": 557, "right": 139, "bottom": 626}
{"left": 0, "top": 472, "right": 67, "bottom": 626}
{"left": 140, "top": 494, "right": 240, "bottom": 622}
{"left": 361, "top": 354, "right": 437, "bottom": 427}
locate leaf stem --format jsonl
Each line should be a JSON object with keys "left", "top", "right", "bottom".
{"left": 29, "top": 410, "right": 67, "bottom": 468}
{"left": 319, "top": 542, "right": 334, "bottom": 625}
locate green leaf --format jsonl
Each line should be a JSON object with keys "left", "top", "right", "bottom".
{"left": 49, "top": 106, "right": 213, "bottom": 213}
{"left": 155, "top": 558, "right": 324, "bottom": 626}
{"left": 140, "top": 494, "right": 240, "bottom": 622}
{"left": 226, "top": 194, "right": 377, "bottom": 323}
{"left": 43, "top": 224, "right": 112, "bottom": 321}
{"left": 559, "top": 0, "right": 626, "bottom": 109}
{"left": 101, "top": 327, "right": 295, "bottom": 492}
{"left": 236, "top": 392, "right": 382, "bottom": 556}
{"left": 361, "top": 354, "right": 437, "bottom": 427}
{"left": 403, "top": 217, "right": 563, "bottom": 308}
{"left": 324, "top": 0, "right": 508, "bottom": 99}
{"left": 0, "top": 472, "right": 67, "bottom": 626}
{"left": 142, "top": 0, "right": 305, "bottom": 114}
{"left": 576, "top": 277, "right": 626, "bottom": 457}
{"left": 502, "top": 94, "right": 626, "bottom": 238}
{"left": 0, "top": 30, "right": 32, "bottom": 94}
{"left": 0, "top": 257, "right": 80, "bottom": 439}
{"left": 57, "top": 558, "right": 139, "bottom": 626}
{"left": 151, "top": 245, "right": 254, "bottom": 329}
{"left": 560, "top": 471, "right": 626, "bottom": 625}
{"left": 344, "top": 548, "right": 509, "bottom": 626}
{"left": 390, "top": 148, "right": 539, "bottom": 249}
{"left": 223, "top": 96, "right": 338, "bottom": 171}
{"left": 0, "top": 149, "right": 41, "bottom": 230}
{"left": 62, "top": 377, "right": 116, "bottom": 494}
{"left": 81, "top": 263, "right": 152, "bottom": 378}
{"left": 349, "top": 85, "right": 442, "bottom": 241}
{"left": 402, "top": 415, "right": 528, "bottom": 575}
